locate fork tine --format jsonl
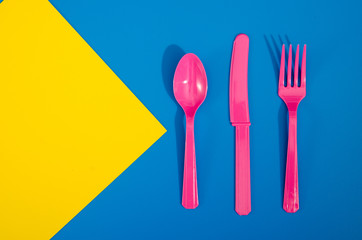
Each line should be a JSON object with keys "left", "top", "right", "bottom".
{"left": 294, "top": 44, "right": 300, "bottom": 87}
{"left": 279, "top": 44, "right": 285, "bottom": 88}
{"left": 287, "top": 44, "right": 292, "bottom": 87}
{"left": 301, "top": 44, "right": 306, "bottom": 88}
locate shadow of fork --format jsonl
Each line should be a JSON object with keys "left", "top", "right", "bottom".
{"left": 264, "top": 35, "right": 288, "bottom": 205}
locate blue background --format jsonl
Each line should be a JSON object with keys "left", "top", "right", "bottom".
{"left": 49, "top": 0, "right": 362, "bottom": 239}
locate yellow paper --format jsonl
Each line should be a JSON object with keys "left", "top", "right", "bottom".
{"left": 0, "top": 0, "right": 166, "bottom": 239}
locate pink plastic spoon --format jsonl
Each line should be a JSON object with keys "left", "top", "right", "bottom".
{"left": 173, "top": 53, "right": 207, "bottom": 209}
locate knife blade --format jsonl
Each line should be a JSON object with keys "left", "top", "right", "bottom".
{"left": 229, "top": 34, "right": 251, "bottom": 215}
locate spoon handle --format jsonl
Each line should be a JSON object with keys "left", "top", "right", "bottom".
{"left": 182, "top": 115, "right": 198, "bottom": 209}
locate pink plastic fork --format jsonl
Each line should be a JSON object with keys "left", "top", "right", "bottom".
{"left": 278, "top": 44, "right": 306, "bottom": 213}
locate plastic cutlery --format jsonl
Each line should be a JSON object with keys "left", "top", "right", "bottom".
{"left": 173, "top": 53, "right": 208, "bottom": 209}
{"left": 278, "top": 44, "right": 306, "bottom": 213}
{"left": 229, "top": 34, "right": 251, "bottom": 215}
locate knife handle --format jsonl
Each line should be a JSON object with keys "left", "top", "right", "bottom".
{"left": 234, "top": 123, "right": 251, "bottom": 215}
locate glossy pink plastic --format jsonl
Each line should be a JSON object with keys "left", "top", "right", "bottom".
{"left": 278, "top": 44, "right": 306, "bottom": 213}
{"left": 229, "top": 34, "right": 251, "bottom": 215}
{"left": 173, "top": 53, "right": 207, "bottom": 209}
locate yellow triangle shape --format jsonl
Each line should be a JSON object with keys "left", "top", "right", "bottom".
{"left": 0, "top": 0, "right": 166, "bottom": 239}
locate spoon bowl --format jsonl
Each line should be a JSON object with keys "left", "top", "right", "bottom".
{"left": 173, "top": 53, "right": 207, "bottom": 209}
{"left": 173, "top": 53, "right": 207, "bottom": 116}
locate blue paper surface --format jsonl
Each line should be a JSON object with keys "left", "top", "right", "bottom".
{"left": 50, "top": 0, "right": 362, "bottom": 239}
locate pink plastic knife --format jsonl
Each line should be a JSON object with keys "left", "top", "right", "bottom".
{"left": 229, "top": 34, "right": 251, "bottom": 215}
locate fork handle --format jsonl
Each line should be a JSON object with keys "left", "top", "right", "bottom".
{"left": 283, "top": 111, "right": 299, "bottom": 213}
{"left": 235, "top": 123, "right": 251, "bottom": 215}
